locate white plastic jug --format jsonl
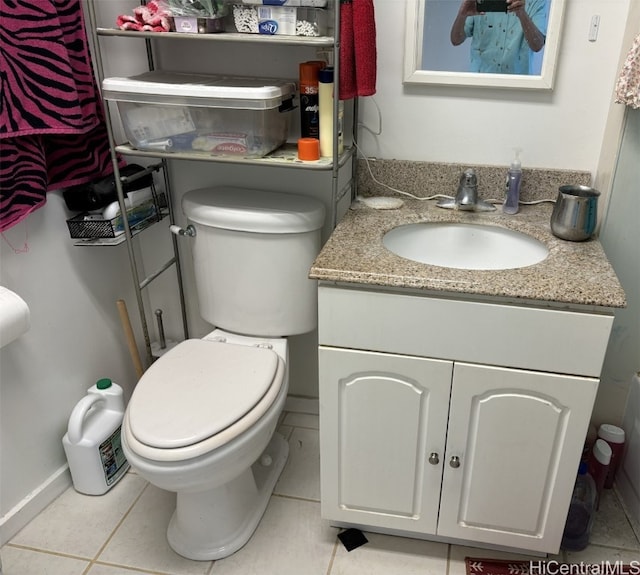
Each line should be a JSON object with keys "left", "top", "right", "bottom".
{"left": 62, "top": 378, "right": 130, "bottom": 495}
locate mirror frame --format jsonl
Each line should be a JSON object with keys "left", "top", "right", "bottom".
{"left": 403, "top": 0, "right": 566, "bottom": 89}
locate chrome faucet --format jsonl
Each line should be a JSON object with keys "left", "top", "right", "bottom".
{"left": 455, "top": 168, "right": 479, "bottom": 208}
{"left": 437, "top": 168, "right": 496, "bottom": 212}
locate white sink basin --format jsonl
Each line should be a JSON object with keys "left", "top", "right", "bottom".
{"left": 383, "top": 223, "right": 549, "bottom": 270}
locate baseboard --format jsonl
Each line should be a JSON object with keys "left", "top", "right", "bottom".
{"left": 0, "top": 464, "right": 71, "bottom": 546}
{"left": 285, "top": 395, "right": 319, "bottom": 415}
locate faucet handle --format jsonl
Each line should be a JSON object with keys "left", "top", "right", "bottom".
{"left": 461, "top": 168, "right": 477, "bottom": 186}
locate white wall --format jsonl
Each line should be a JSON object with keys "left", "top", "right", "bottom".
{"left": 0, "top": 194, "right": 141, "bottom": 542}
{"left": 360, "top": 0, "right": 630, "bottom": 171}
{"left": 1, "top": 0, "right": 635, "bottom": 543}
{"left": 598, "top": 108, "right": 640, "bottom": 425}
{"left": 0, "top": 1, "right": 167, "bottom": 543}
{"left": 617, "top": 374, "right": 640, "bottom": 526}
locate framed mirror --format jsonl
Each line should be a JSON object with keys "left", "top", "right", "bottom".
{"left": 403, "top": 0, "right": 566, "bottom": 89}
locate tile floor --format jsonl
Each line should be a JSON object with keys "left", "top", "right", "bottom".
{"left": 2, "top": 411, "right": 639, "bottom": 575}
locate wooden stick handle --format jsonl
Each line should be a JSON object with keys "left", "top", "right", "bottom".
{"left": 116, "top": 299, "right": 144, "bottom": 380}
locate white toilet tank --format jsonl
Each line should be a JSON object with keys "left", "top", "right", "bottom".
{"left": 182, "top": 186, "right": 325, "bottom": 336}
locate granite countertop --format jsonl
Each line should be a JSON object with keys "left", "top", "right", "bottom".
{"left": 310, "top": 200, "right": 626, "bottom": 309}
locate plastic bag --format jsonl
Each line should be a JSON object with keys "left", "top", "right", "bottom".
{"left": 163, "top": 0, "right": 226, "bottom": 17}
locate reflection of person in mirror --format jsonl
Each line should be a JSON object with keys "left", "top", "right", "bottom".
{"left": 450, "top": 0, "right": 547, "bottom": 74}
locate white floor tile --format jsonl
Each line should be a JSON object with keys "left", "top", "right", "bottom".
{"left": 282, "top": 413, "right": 320, "bottom": 430}
{"left": 284, "top": 396, "right": 319, "bottom": 415}
{"left": 274, "top": 427, "right": 321, "bottom": 501}
{"left": 211, "top": 496, "right": 336, "bottom": 575}
{"left": 3, "top": 409, "right": 639, "bottom": 575}
{"left": 277, "top": 424, "right": 294, "bottom": 440}
{"left": 591, "top": 489, "right": 640, "bottom": 551}
{"left": 9, "top": 472, "right": 147, "bottom": 559}
{"left": 0, "top": 546, "right": 89, "bottom": 575}
{"left": 98, "top": 485, "right": 212, "bottom": 575}
{"left": 331, "top": 531, "right": 448, "bottom": 575}
{"left": 87, "top": 563, "right": 173, "bottom": 575}
{"left": 564, "top": 545, "right": 640, "bottom": 564}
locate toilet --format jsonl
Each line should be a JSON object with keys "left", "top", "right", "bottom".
{"left": 121, "top": 186, "right": 325, "bottom": 561}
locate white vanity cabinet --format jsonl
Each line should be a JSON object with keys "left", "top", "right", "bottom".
{"left": 438, "top": 363, "right": 597, "bottom": 552}
{"left": 320, "top": 348, "right": 453, "bottom": 535}
{"left": 318, "top": 285, "right": 614, "bottom": 554}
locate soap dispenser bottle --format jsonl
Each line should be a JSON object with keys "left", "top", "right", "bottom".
{"left": 503, "top": 148, "right": 522, "bottom": 214}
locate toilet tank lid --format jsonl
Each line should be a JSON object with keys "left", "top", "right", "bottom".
{"left": 182, "top": 187, "right": 325, "bottom": 234}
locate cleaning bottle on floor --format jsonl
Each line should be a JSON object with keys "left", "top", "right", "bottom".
{"left": 561, "top": 461, "right": 597, "bottom": 551}
{"left": 588, "top": 438, "right": 612, "bottom": 508}
{"left": 597, "top": 424, "right": 625, "bottom": 489}
{"left": 62, "top": 378, "right": 130, "bottom": 495}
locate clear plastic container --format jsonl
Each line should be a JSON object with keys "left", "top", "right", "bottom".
{"left": 102, "top": 71, "right": 296, "bottom": 158}
{"left": 561, "top": 461, "right": 597, "bottom": 551}
{"left": 231, "top": 5, "right": 327, "bottom": 36}
{"left": 241, "top": 0, "right": 327, "bottom": 6}
{"left": 169, "top": 15, "right": 227, "bottom": 34}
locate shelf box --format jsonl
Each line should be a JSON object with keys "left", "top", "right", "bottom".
{"left": 240, "top": 0, "right": 327, "bottom": 6}
{"left": 231, "top": 5, "right": 327, "bottom": 36}
{"left": 168, "top": 15, "right": 227, "bottom": 34}
{"left": 102, "top": 71, "right": 296, "bottom": 159}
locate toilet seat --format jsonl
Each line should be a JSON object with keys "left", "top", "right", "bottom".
{"left": 124, "top": 339, "right": 285, "bottom": 462}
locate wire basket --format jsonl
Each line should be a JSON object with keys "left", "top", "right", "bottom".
{"left": 66, "top": 199, "right": 164, "bottom": 239}
{"left": 66, "top": 168, "right": 168, "bottom": 242}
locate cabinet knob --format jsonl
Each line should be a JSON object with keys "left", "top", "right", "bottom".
{"left": 449, "top": 455, "right": 461, "bottom": 468}
{"left": 428, "top": 452, "right": 439, "bottom": 465}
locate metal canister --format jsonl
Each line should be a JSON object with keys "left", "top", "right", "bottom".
{"left": 550, "top": 185, "right": 600, "bottom": 241}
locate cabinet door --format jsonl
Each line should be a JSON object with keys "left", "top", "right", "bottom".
{"left": 438, "top": 363, "right": 598, "bottom": 553}
{"left": 319, "top": 347, "right": 453, "bottom": 534}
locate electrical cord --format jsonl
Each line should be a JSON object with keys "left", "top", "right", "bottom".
{"left": 354, "top": 141, "right": 453, "bottom": 202}
{"left": 355, "top": 99, "right": 556, "bottom": 207}
{"left": 356, "top": 100, "right": 449, "bottom": 201}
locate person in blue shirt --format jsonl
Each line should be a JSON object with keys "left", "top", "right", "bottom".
{"left": 450, "top": 0, "right": 547, "bottom": 74}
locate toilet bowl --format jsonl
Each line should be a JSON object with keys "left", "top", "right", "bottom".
{"left": 122, "top": 186, "right": 325, "bottom": 560}
{"left": 122, "top": 331, "right": 290, "bottom": 560}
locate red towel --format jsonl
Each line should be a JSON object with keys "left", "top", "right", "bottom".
{"left": 339, "top": 0, "right": 377, "bottom": 100}
{"left": 339, "top": 1, "right": 356, "bottom": 100}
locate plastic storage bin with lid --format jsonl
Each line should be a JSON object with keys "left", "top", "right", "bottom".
{"left": 102, "top": 71, "right": 296, "bottom": 158}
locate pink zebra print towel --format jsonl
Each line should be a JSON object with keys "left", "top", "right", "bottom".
{"left": 0, "top": 0, "right": 116, "bottom": 232}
